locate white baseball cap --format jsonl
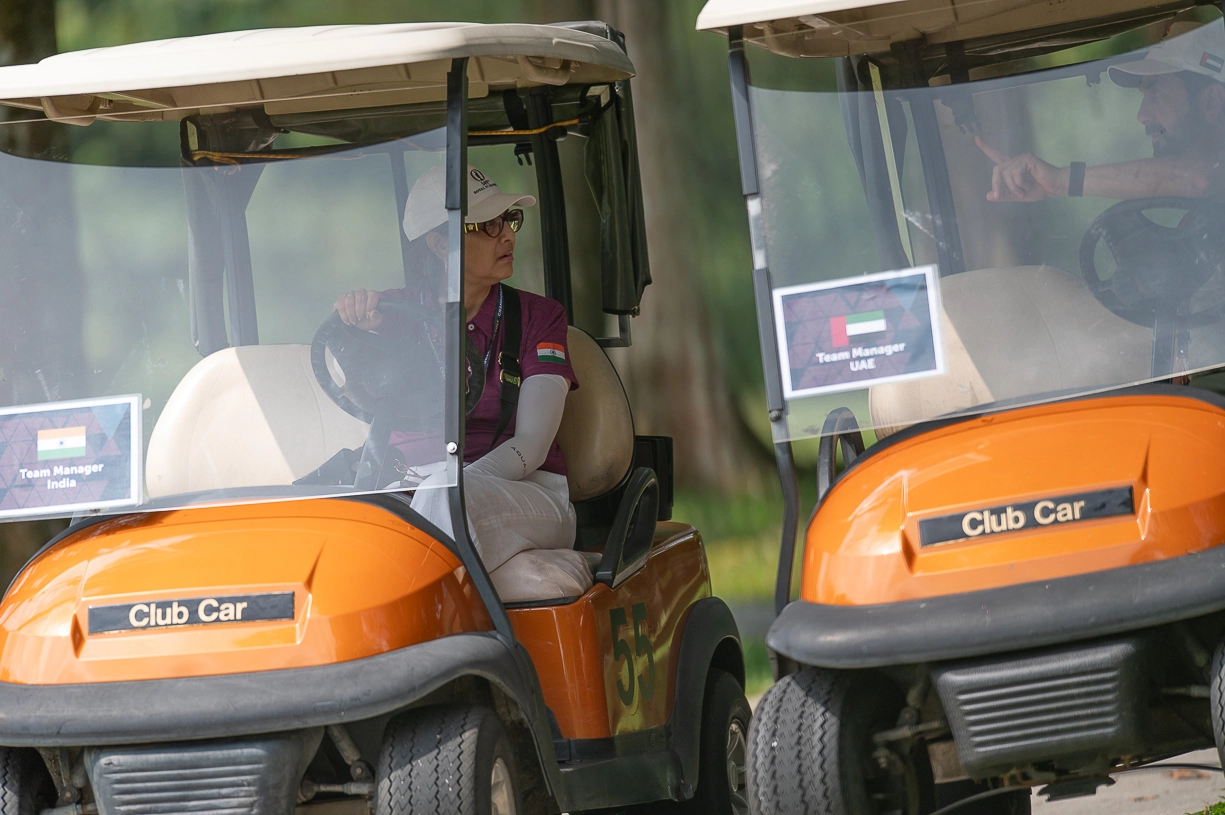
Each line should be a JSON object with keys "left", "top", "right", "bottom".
{"left": 1110, "top": 20, "right": 1225, "bottom": 88}
{"left": 402, "top": 164, "right": 537, "bottom": 241}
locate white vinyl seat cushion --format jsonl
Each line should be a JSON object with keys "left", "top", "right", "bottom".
{"left": 146, "top": 345, "right": 369, "bottom": 497}
{"left": 870, "top": 266, "right": 1152, "bottom": 437}
{"left": 555, "top": 326, "right": 635, "bottom": 502}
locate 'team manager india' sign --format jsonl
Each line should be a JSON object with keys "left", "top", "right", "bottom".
{"left": 773, "top": 266, "right": 946, "bottom": 398}
{"left": 0, "top": 395, "right": 142, "bottom": 520}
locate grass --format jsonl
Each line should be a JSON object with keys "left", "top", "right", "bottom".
{"left": 1188, "top": 804, "right": 1225, "bottom": 815}
{"left": 672, "top": 489, "right": 784, "bottom": 605}
{"left": 671, "top": 488, "right": 810, "bottom": 698}
{"left": 742, "top": 637, "right": 774, "bottom": 699}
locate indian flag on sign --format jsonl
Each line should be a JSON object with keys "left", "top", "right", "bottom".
{"left": 537, "top": 342, "right": 566, "bottom": 364}
{"left": 829, "top": 310, "right": 887, "bottom": 347}
{"left": 37, "top": 426, "right": 87, "bottom": 460}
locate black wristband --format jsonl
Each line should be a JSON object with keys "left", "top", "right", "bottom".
{"left": 1068, "top": 161, "right": 1086, "bottom": 197}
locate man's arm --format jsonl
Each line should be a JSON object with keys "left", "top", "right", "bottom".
{"left": 976, "top": 136, "right": 1222, "bottom": 201}
{"left": 1080, "top": 155, "right": 1220, "bottom": 199}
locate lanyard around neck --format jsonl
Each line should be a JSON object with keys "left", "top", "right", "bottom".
{"left": 481, "top": 284, "right": 504, "bottom": 374}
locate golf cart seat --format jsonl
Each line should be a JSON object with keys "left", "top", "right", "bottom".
{"left": 869, "top": 265, "right": 1151, "bottom": 436}
{"left": 145, "top": 345, "right": 369, "bottom": 498}
{"left": 556, "top": 326, "right": 635, "bottom": 502}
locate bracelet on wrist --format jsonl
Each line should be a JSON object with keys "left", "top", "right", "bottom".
{"left": 1068, "top": 161, "right": 1086, "bottom": 197}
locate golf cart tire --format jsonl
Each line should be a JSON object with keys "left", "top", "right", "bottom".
{"left": 377, "top": 705, "right": 521, "bottom": 815}
{"left": 682, "top": 669, "right": 750, "bottom": 814}
{"left": 747, "top": 668, "right": 933, "bottom": 815}
{"left": 0, "top": 748, "right": 53, "bottom": 815}
{"left": 1211, "top": 640, "right": 1225, "bottom": 770}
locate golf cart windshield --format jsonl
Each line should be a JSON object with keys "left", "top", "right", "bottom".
{"left": 0, "top": 121, "right": 459, "bottom": 520}
{"left": 748, "top": 14, "right": 1225, "bottom": 441}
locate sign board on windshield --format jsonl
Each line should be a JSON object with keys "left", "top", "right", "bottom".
{"left": 0, "top": 395, "right": 141, "bottom": 520}
{"left": 773, "top": 266, "right": 945, "bottom": 398}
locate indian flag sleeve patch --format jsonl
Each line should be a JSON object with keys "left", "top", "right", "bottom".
{"left": 38, "top": 426, "right": 88, "bottom": 460}
{"left": 537, "top": 342, "right": 566, "bottom": 364}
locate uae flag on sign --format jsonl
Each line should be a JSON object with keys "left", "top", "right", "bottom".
{"left": 37, "top": 426, "right": 87, "bottom": 460}
{"left": 830, "top": 310, "right": 887, "bottom": 347}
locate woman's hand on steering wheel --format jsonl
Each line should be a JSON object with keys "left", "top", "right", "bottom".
{"left": 334, "top": 288, "right": 384, "bottom": 331}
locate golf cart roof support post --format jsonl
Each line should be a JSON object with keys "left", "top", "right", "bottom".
{"left": 729, "top": 28, "right": 801, "bottom": 618}
{"left": 390, "top": 152, "right": 415, "bottom": 288}
{"left": 180, "top": 121, "right": 229, "bottom": 357}
{"left": 444, "top": 57, "right": 516, "bottom": 644}
{"left": 219, "top": 176, "right": 260, "bottom": 346}
{"left": 524, "top": 87, "right": 574, "bottom": 322}
{"left": 891, "top": 39, "right": 967, "bottom": 277}
{"left": 728, "top": 29, "right": 759, "bottom": 197}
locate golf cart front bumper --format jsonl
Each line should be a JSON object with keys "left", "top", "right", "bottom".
{"left": 768, "top": 544, "right": 1225, "bottom": 669}
{"left": 0, "top": 632, "right": 528, "bottom": 746}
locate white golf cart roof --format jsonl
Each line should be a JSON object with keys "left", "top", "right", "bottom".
{"left": 0, "top": 22, "right": 634, "bottom": 125}
{"left": 696, "top": 0, "right": 1186, "bottom": 56}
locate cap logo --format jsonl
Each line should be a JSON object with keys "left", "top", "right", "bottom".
{"left": 469, "top": 168, "right": 497, "bottom": 195}
{"left": 1202, "top": 51, "right": 1224, "bottom": 73}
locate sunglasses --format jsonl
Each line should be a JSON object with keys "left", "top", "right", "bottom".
{"left": 463, "top": 208, "right": 524, "bottom": 238}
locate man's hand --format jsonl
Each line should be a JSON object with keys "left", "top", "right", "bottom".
{"left": 334, "top": 288, "right": 383, "bottom": 330}
{"left": 976, "top": 136, "right": 1069, "bottom": 202}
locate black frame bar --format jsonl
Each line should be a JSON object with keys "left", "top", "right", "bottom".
{"left": 523, "top": 88, "right": 574, "bottom": 321}
{"left": 728, "top": 30, "right": 801, "bottom": 618}
{"left": 444, "top": 59, "right": 516, "bottom": 643}
{"left": 892, "top": 40, "right": 967, "bottom": 277}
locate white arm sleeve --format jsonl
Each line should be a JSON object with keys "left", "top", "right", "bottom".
{"left": 464, "top": 374, "right": 569, "bottom": 481}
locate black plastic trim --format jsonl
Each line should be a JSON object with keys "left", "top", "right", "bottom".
{"left": 554, "top": 725, "right": 667, "bottom": 763}
{"left": 727, "top": 31, "right": 758, "bottom": 196}
{"left": 559, "top": 750, "right": 679, "bottom": 811}
{"left": 595, "top": 468, "right": 659, "bottom": 588}
{"left": 768, "top": 545, "right": 1225, "bottom": 670}
{"left": 772, "top": 441, "right": 801, "bottom": 617}
{"left": 0, "top": 633, "right": 527, "bottom": 746}
{"left": 668, "top": 597, "right": 742, "bottom": 790}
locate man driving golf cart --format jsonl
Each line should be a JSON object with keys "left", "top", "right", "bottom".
{"left": 698, "top": 0, "right": 1225, "bottom": 811}
{"left": 977, "top": 19, "right": 1225, "bottom": 202}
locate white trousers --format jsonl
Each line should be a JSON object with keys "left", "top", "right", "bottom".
{"left": 410, "top": 470, "right": 591, "bottom": 602}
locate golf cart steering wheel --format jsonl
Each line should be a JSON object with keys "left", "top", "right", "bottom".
{"left": 311, "top": 299, "right": 485, "bottom": 490}
{"left": 311, "top": 298, "right": 485, "bottom": 426}
{"left": 1079, "top": 197, "right": 1225, "bottom": 328}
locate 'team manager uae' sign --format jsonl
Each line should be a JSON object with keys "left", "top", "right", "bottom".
{"left": 773, "top": 266, "right": 946, "bottom": 398}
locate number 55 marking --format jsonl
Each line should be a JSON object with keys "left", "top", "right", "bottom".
{"left": 610, "top": 602, "right": 655, "bottom": 706}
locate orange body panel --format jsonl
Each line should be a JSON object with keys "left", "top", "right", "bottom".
{"left": 803, "top": 394, "right": 1225, "bottom": 606}
{"left": 0, "top": 500, "right": 490, "bottom": 684}
{"left": 509, "top": 523, "right": 710, "bottom": 740}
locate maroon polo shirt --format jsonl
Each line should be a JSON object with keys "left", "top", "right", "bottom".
{"left": 385, "top": 283, "right": 577, "bottom": 475}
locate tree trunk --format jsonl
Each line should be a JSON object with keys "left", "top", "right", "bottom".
{"left": 0, "top": 2, "right": 71, "bottom": 588}
{"left": 594, "top": 0, "right": 768, "bottom": 494}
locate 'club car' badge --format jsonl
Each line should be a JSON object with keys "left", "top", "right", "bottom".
{"left": 88, "top": 592, "right": 295, "bottom": 634}
{"left": 918, "top": 487, "right": 1134, "bottom": 548}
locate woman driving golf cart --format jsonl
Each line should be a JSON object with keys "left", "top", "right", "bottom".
{"left": 334, "top": 165, "right": 592, "bottom": 603}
